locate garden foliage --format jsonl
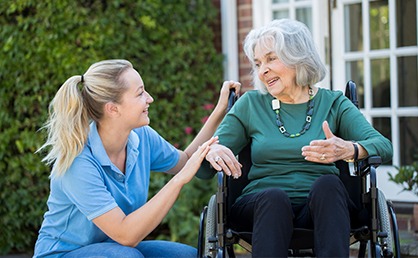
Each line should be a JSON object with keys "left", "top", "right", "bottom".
{"left": 0, "top": 0, "right": 222, "bottom": 254}
{"left": 388, "top": 161, "right": 418, "bottom": 196}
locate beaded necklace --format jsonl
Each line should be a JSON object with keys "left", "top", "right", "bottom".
{"left": 272, "top": 87, "right": 314, "bottom": 138}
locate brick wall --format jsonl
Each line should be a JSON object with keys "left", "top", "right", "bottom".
{"left": 237, "top": 0, "right": 253, "bottom": 92}
{"left": 211, "top": 0, "right": 254, "bottom": 92}
{"left": 394, "top": 202, "right": 418, "bottom": 232}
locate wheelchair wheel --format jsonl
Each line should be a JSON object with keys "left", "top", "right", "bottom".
{"left": 377, "top": 189, "right": 394, "bottom": 257}
{"left": 204, "top": 194, "right": 217, "bottom": 257}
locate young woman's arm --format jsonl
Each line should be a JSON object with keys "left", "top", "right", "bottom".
{"left": 167, "top": 81, "right": 241, "bottom": 174}
{"left": 92, "top": 137, "right": 217, "bottom": 247}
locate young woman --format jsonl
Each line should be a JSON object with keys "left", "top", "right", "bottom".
{"left": 34, "top": 59, "right": 240, "bottom": 257}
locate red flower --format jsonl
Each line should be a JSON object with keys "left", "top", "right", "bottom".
{"left": 203, "top": 103, "right": 214, "bottom": 111}
{"left": 184, "top": 126, "right": 193, "bottom": 135}
{"left": 201, "top": 116, "right": 209, "bottom": 124}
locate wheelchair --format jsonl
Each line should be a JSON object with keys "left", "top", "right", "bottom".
{"left": 197, "top": 81, "right": 401, "bottom": 258}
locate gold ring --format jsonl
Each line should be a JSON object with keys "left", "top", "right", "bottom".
{"left": 320, "top": 153, "right": 326, "bottom": 161}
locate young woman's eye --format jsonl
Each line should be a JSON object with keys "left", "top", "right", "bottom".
{"left": 254, "top": 63, "right": 260, "bottom": 68}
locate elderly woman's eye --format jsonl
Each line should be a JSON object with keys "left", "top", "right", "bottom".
{"left": 268, "top": 56, "right": 277, "bottom": 62}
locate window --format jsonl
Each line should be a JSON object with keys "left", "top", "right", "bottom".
{"left": 253, "top": 0, "right": 418, "bottom": 166}
{"left": 334, "top": 0, "right": 418, "bottom": 166}
{"left": 271, "top": 0, "right": 313, "bottom": 31}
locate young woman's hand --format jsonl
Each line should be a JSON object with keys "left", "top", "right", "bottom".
{"left": 175, "top": 136, "right": 219, "bottom": 185}
{"left": 216, "top": 80, "right": 241, "bottom": 111}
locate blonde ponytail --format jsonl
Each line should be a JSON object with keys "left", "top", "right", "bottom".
{"left": 38, "top": 59, "right": 133, "bottom": 177}
{"left": 38, "top": 76, "right": 89, "bottom": 177}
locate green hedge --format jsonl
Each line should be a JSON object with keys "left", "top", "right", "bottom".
{"left": 0, "top": 0, "right": 221, "bottom": 254}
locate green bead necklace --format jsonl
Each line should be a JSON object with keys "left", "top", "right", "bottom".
{"left": 272, "top": 87, "right": 314, "bottom": 138}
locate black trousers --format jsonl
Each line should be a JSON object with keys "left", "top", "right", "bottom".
{"left": 230, "top": 174, "right": 355, "bottom": 258}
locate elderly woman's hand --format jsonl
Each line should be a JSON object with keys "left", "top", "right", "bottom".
{"left": 301, "top": 121, "right": 357, "bottom": 163}
{"left": 205, "top": 143, "right": 242, "bottom": 178}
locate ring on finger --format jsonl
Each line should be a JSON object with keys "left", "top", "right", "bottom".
{"left": 215, "top": 156, "right": 222, "bottom": 162}
{"left": 320, "top": 153, "right": 326, "bottom": 161}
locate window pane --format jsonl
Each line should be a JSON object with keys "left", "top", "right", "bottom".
{"left": 397, "top": 0, "right": 417, "bottom": 47}
{"left": 373, "top": 117, "right": 392, "bottom": 165}
{"left": 398, "top": 56, "right": 418, "bottom": 107}
{"left": 399, "top": 117, "right": 418, "bottom": 165}
{"left": 370, "top": 0, "right": 389, "bottom": 50}
{"left": 346, "top": 60, "right": 364, "bottom": 109}
{"left": 273, "top": 10, "right": 289, "bottom": 19}
{"left": 273, "top": 0, "right": 289, "bottom": 3}
{"left": 344, "top": 3, "right": 363, "bottom": 52}
{"left": 296, "top": 8, "right": 312, "bottom": 31}
{"left": 371, "top": 58, "right": 390, "bottom": 108}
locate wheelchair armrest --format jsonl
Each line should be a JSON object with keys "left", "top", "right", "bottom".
{"left": 359, "top": 156, "right": 382, "bottom": 172}
{"left": 358, "top": 156, "right": 382, "bottom": 177}
{"left": 353, "top": 155, "right": 382, "bottom": 196}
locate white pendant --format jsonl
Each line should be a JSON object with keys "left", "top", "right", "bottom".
{"left": 272, "top": 99, "right": 280, "bottom": 110}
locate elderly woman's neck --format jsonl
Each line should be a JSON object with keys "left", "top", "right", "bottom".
{"left": 276, "top": 85, "right": 314, "bottom": 104}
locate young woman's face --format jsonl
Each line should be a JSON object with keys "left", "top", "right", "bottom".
{"left": 253, "top": 41, "right": 297, "bottom": 99}
{"left": 118, "top": 68, "right": 154, "bottom": 128}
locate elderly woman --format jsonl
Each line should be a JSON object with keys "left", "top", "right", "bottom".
{"left": 197, "top": 19, "right": 392, "bottom": 257}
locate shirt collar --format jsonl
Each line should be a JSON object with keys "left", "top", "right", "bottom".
{"left": 88, "top": 122, "right": 111, "bottom": 166}
{"left": 87, "top": 122, "right": 140, "bottom": 167}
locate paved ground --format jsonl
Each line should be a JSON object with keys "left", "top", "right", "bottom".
{"left": 2, "top": 231, "right": 417, "bottom": 258}
{"left": 400, "top": 231, "right": 418, "bottom": 257}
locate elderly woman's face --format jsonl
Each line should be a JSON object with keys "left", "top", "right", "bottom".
{"left": 253, "top": 41, "right": 297, "bottom": 98}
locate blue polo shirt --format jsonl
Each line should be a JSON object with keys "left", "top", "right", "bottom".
{"left": 34, "top": 122, "right": 179, "bottom": 258}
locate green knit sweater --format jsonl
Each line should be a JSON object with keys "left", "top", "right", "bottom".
{"left": 196, "top": 88, "right": 393, "bottom": 204}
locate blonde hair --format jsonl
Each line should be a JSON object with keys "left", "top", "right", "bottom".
{"left": 38, "top": 59, "right": 133, "bottom": 177}
{"left": 243, "top": 19, "right": 326, "bottom": 94}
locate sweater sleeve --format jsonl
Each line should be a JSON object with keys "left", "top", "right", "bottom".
{"left": 334, "top": 94, "right": 393, "bottom": 163}
{"left": 195, "top": 92, "right": 253, "bottom": 179}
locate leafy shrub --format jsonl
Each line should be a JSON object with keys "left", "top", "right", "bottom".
{"left": 0, "top": 0, "right": 222, "bottom": 254}
{"left": 388, "top": 161, "right": 418, "bottom": 196}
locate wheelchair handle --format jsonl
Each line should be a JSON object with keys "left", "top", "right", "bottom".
{"left": 227, "top": 89, "right": 237, "bottom": 112}
{"left": 345, "top": 80, "right": 359, "bottom": 108}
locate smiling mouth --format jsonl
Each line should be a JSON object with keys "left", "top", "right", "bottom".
{"left": 267, "top": 77, "right": 279, "bottom": 87}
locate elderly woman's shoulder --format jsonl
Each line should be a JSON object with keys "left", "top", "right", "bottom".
{"left": 242, "top": 89, "right": 262, "bottom": 96}
{"left": 317, "top": 87, "right": 357, "bottom": 109}
{"left": 231, "top": 90, "right": 268, "bottom": 110}
{"left": 241, "top": 89, "right": 269, "bottom": 99}
{"left": 318, "top": 87, "right": 345, "bottom": 99}
{"left": 237, "top": 90, "right": 270, "bottom": 104}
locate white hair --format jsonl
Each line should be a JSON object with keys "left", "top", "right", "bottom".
{"left": 243, "top": 19, "right": 327, "bottom": 94}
